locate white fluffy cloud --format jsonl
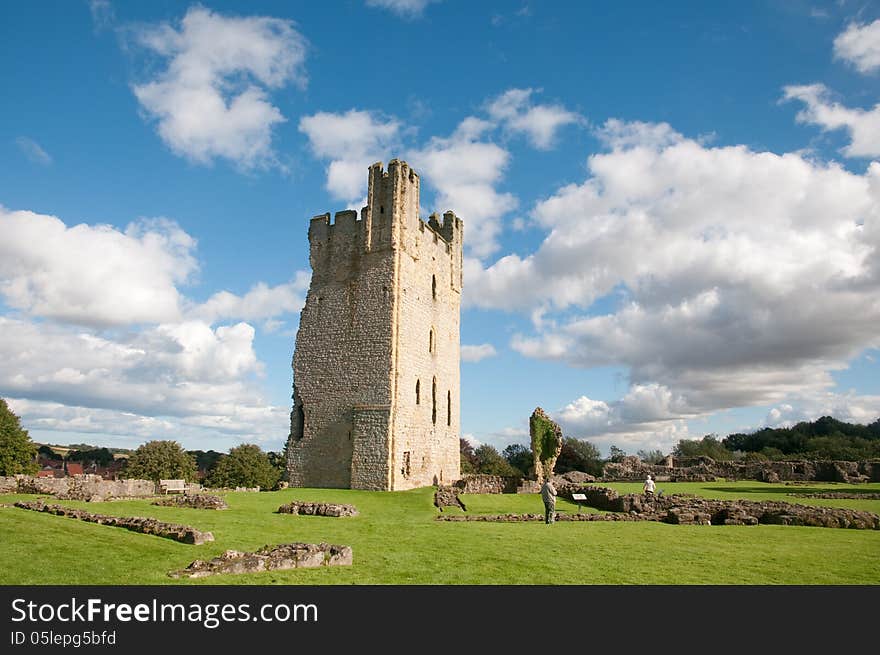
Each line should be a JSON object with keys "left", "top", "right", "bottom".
{"left": 764, "top": 391, "right": 880, "bottom": 429}
{"left": 190, "top": 271, "right": 310, "bottom": 325}
{"left": 833, "top": 19, "right": 880, "bottom": 74}
{"left": 0, "top": 206, "right": 308, "bottom": 448}
{"left": 783, "top": 83, "right": 880, "bottom": 158}
{"left": 0, "top": 316, "right": 261, "bottom": 412}
{"left": 365, "top": 0, "right": 439, "bottom": 19}
{"left": 0, "top": 208, "right": 196, "bottom": 326}
{"left": 467, "top": 119, "right": 880, "bottom": 437}
{"left": 461, "top": 343, "right": 497, "bottom": 362}
{"left": 486, "top": 88, "right": 583, "bottom": 149}
{"left": 410, "top": 120, "right": 517, "bottom": 258}
{"left": 299, "top": 110, "right": 400, "bottom": 204}
{"left": 554, "top": 390, "right": 691, "bottom": 455}
{"left": 132, "top": 6, "right": 307, "bottom": 169}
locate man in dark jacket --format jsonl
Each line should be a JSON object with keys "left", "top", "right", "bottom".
{"left": 541, "top": 478, "right": 557, "bottom": 524}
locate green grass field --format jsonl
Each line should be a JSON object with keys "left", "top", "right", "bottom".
{"left": 1, "top": 481, "right": 878, "bottom": 585}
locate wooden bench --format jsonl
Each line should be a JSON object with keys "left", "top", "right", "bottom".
{"left": 159, "top": 479, "right": 186, "bottom": 495}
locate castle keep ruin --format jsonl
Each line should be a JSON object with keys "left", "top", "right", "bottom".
{"left": 286, "top": 160, "right": 463, "bottom": 490}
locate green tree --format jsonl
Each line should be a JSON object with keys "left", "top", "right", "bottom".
{"left": 556, "top": 437, "right": 603, "bottom": 475}
{"left": 188, "top": 449, "right": 224, "bottom": 478}
{"left": 0, "top": 398, "right": 39, "bottom": 475}
{"left": 124, "top": 440, "right": 197, "bottom": 482}
{"left": 68, "top": 447, "right": 113, "bottom": 467}
{"left": 473, "top": 444, "right": 519, "bottom": 477}
{"left": 207, "top": 444, "right": 280, "bottom": 490}
{"left": 267, "top": 450, "right": 288, "bottom": 482}
{"left": 460, "top": 438, "right": 478, "bottom": 474}
{"left": 502, "top": 443, "right": 533, "bottom": 477}
{"left": 608, "top": 445, "right": 626, "bottom": 463}
{"left": 672, "top": 434, "right": 733, "bottom": 461}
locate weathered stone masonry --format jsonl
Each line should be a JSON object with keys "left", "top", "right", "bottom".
{"left": 287, "top": 160, "right": 462, "bottom": 490}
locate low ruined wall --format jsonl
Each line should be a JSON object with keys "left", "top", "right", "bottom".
{"left": 152, "top": 494, "right": 228, "bottom": 510}
{"left": 14, "top": 501, "right": 215, "bottom": 544}
{"left": 434, "top": 486, "right": 467, "bottom": 511}
{"left": 169, "top": 543, "right": 353, "bottom": 578}
{"left": 1, "top": 474, "right": 160, "bottom": 500}
{"left": 454, "top": 474, "right": 521, "bottom": 494}
{"left": 277, "top": 502, "right": 358, "bottom": 517}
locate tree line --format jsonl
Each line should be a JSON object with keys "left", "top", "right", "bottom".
{"left": 462, "top": 415, "right": 880, "bottom": 478}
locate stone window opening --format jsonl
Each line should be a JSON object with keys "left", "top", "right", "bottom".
{"left": 447, "top": 390, "right": 451, "bottom": 426}
{"left": 429, "top": 328, "right": 435, "bottom": 354}
{"left": 380, "top": 205, "right": 384, "bottom": 214}
{"left": 402, "top": 451, "right": 411, "bottom": 478}
{"left": 432, "top": 274, "right": 436, "bottom": 300}
{"left": 416, "top": 379, "right": 420, "bottom": 405}
{"left": 432, "top": 377, "right": 437, "bottom": 425}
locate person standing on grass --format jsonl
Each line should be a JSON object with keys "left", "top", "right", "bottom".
{"left": 643, "top": 474, "right": 656, "bottom": 498}
{"left": 541, "top": 477, "right": 557, "bottom": 524}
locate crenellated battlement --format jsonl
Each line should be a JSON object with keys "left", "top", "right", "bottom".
{"left": 308, "top": 160, "right": 463, "bottom": 286}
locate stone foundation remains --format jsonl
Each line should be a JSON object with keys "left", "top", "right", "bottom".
{"left": 276, "top": 501, "right": 359, "bottom": 517}
{"left": 14, "top": 501, "right": 215, "bottom": 544}
{"left": 152, "top": 495, "right": 228, "bottom": 510}
{"left": 169, "top": 543, "right": 353, "bottom": 578}
{"left": 436, "top": 485, "right": 879, "bottom": 529}
{"left": 434, "top": 485, "right": 467, "bottom": 511}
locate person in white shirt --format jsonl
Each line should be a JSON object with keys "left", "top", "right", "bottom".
{"left": 643, "top": 474, "right": 656, "bottom": 498}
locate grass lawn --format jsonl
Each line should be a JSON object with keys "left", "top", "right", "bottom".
{"left": 1, "top": 480, "right": 878, "bottom": 585}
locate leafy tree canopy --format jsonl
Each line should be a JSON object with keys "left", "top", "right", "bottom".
{"left": 0, "top": 398, "right": 39, "bottom": 475}
{"left": 124, "top": 440, "right": 197, "bottom": 482}
{"left": 207, "top": 444, "right": 280, "bottom": 490}
{"left": 556, "top": 437, "right": 603, "bottom": 476}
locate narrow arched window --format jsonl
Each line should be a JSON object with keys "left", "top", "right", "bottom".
{"left": 432, "top": 274, "right": 436, "bottom": 300}
{"left": 415, "top": 379, "right": 420, "bottom": 405}
{"left": 429, "top": 328, "right": 434, "bottom": 353}
{"left": 447, "top": 390, "right": 451, "bottom": 426}
{"left": 432, "top": 377, "right": 437, "bottom": 425}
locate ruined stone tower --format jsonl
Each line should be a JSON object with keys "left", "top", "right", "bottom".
{"left": 286, "top": 159, "right": 463, "bottom": 490}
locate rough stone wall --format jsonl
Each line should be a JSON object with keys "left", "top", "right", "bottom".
{"left": 2, "top": 474, "right": 157, "bottom": 500}
{"left": 287, "top": 160, "right": 462, "bottom": 490}
{"left": 454, "top": 474, "right": 520, "bottom": 494}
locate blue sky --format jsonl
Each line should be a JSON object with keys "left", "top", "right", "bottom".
{"left": 1, "top": 0, "right": 879, "bottom": 457}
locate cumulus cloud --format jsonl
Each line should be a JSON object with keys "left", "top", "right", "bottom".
{"left": 763, "top": 391, "right": 880, "bottom": 429}
{"left": 365, "top": 0, "right": 439, "bottom": 19}
{"left": 0, "top": 316, "right": 262, "bottom": 413}
{"left": 554, "top": 390, "right": 692, "bottom": 455}
{"left": 461, "top": 343, "right": 497, "bottom": 362}
{"left": 0, "top": 205, "right": 310, "bottom": 448}
{"left": 783, "top": 83, "right": 880, "bottom": 158}
{"left": 132, "top": 6, "right": 307, "bottom": 169}
{"left": 299, "top": 110, "right": 400, "bottom": 204}
{"left": 0, "top": 208, "right": 196, "bottom": 326}
{"left": 15, "top": 137, "right": 52, "bottom": 165}
{"left": 190, "top": 271, "right": 310, "bottom": 324}
{"left": 466, "top": 119, "right": 880, "bottom": 440}
{"left": 409, "top": 120, "right": 517, "bottom": 258}
{"left": 833, "top": 19, "right": 880, "bottom": 74}
{"left": 486, "top": 88, "right": 583, "bottom": 149}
